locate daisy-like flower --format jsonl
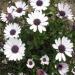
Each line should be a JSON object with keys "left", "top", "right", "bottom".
{"left": 4, "top": 23, "right": 21, "bottom": 39}
{"left": 52, "top": 36, "right": 73, "bottom": 61}
{"left": 57, "top": 3, "right": 73, "bottom": 20}
{"left": 40, "top": 55, "right": 49, "bottom": 65}
{"left": 1, "top": 7, "right": 15, "bottom": 23}
{"left": 4, "top": 38, "right": 25, "bottom": 61}
{"left": 27, "top": 11, "right": 48, "bottom": 33}
{"left": 12, "top": 1, "right": 28, "bottom": 17}
{"left": 72, "top": 66, "right": 75, "bottom": 75}
{"left": 30, "top": 0, "right": 50, "bottom": 11}
{"left": 26, "top": 59, "right": 35, "bottom": 69}
{"left": 36, "top": 69, "right": 48, "bottom": 75}
{"left": 56, "top": 63, "right": 69, "bottom": 75}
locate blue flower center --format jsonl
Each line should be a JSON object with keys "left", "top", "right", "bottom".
{"left": 11, "top": 45, "right": 19, "bottom": 53}
{"left": 58, "top": 44, "right": 65, "bottom": 53}
{"left": 10, "top": 29, "right": 16, "bottom": 35}
{"left": 34, "top": 19, "right": 41, "bottom": 25}
{"left": 59, "top": 11, "right": 65, "bottom": 16}
{"left": 17, "top": 8, "right": 23, "bottom": 13}
{"left": 43, "top": 58, "right": 46, "bottom": 62}
{"left": 57, "top": 64, "right": 63, "bottom": 70}
{"left": 36, "top": 0, "right": 43, "bottom": 6}
{"left": 29, "top": 61, "right": 33, "bottom": 65}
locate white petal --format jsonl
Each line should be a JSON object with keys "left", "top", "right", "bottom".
{"left": 52, "top": 44, "right": 58, "bottom": 49}
{"left": 65, "top": 51, "right": 72, "bottom": 57}
{"left": 61, "top": 53, "right": 66, "bottom": 61}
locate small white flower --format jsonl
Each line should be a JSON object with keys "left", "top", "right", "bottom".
{"left": 4, "top": 23, "right": 21, "bottom": 39}
{"left": 1, "top": 7, "right": 15, "bottom": 23}
{"left": 56, "top": 63, "right": 69, "bottom": 75}
{"left": 4, "top": 38, "right": 25, "bottom": 61}
{"left": 26, "top": 59, "right": 35, "bottom": 69}
{"left": 30, "top": 0, "right": 50, "bottom": 11}
{"left": 72, "top": 66, "right": 75, "bottom": 75}
{"left": 12, "top": 1, "right": 28, "bottom": 17}
{"left": 52, "top": 36, "right": 73, "bottom": 61}
{"left": 57, "top": 3, "right": 73, "bottom": 20}
{"left": 27, "top": 11, "right": 48, "bottom": 33}
{"left": 40, "top": 55, "right": 49, "bottom": 65}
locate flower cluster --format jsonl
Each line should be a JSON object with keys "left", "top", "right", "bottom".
{"left": 0, "top": 0, "right": 75, "bottom": 75}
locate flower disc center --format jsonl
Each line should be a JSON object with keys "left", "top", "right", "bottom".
{"left": 29, "top": 61, "right": 33, "bottom": 65}
{"left": 36, "top": 0, "right": 43, "bottom": 6}
{"left": 34, "top": 19, "right": 41, "bottom": 25}
{"left": 43, "top": 58, "right": 46, "bottom": 62}
{"left": 17, "top": 8, "right": 23, "bottom": 13}
{"left": 11, "top": 45, "right": 19, "bottom": 53}
{"left": 58, "top": 44, "right": 65, "bottom": 53}
{"left": 57, "top": 64, "right": 63, "bottom": 70}
{"left": 59, "top": 11, "right": 65, "bottom": 16}
{"left": 10, "top": 29, "right": 16, "bottom": 35}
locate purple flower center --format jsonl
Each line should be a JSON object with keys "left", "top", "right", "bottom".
{"left": 29, "top": 61, "right": 33, "bottom": 65}
{"left": 6, "top": 13, "right": 13, "bottom": 22}
{"left": 36, "top": 0, "right": 43, "bottom": 6}
{"left": 43, "top": 58, "right": 46, "bottom": 62}
{"left": 57, "top": 64, "right": 63, "bottom": 70}
{"left": 17, "top": 8, "right": 23, "bottom": 13}
{"left": 11, "top": 45, "right": 19, "bottom": 53}
{"left": 10, "top": 29, "right": 16, "bottom": 35}
{"left": 59, "top": 11, "right": 65, "bottom": 16}
{"left": 58, "top": 44, "right": 65, "bottom": 53}
{"left": 34, "top": 19, "right": 41, "bottom": 25}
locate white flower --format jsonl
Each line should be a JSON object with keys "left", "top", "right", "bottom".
{"left": 4, "top": 23, "right": 21, "bottom": 39}
{"left": 40, "top": 55, "right": 49, "bottom": 65}
{"left": 27, "top": 11, "right": 48, "bottom": 33}
{"left": 57, "top": 3, "right": 73, "bottom": 20}
{"left": 72, "top": 66, "right": 75, "bottom": 75}
{"left": 30, "top": 0, "right": 50, "bottom": 11}
{"left": 56, "top": 63, "right": 69, "bottom": 75}
{"left": 52, "top": 36, "right": 73, "bottom": 61}
{"left": 4, "top": 38, "right": 25, "bottom": 61}
{"left": 12, "top": 1, "right": 28, "bottom": 17}
{"left": 26, "top": 59, "right": 35, "bottom": 69}
{"left": 1, "top": 7, "right": 15, "bottom": 23}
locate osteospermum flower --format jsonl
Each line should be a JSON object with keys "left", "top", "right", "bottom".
{"left": 4, "top": 38, "right": 25, "bottom": 61}
{"left": 27, "top": 11, "right": 48, "bottom": 33}
{"left": 1, "top": 7, "right": 15, "bottom": 23}
{"left": 72, "top": 66, "right": 75, "bottom": 75}
{"left": 36, "top": 69, "right": 48, "bottom": 75}
{"left": 40, "top": 55, "right": 49, "bottom": 65}
{"left": 57, "top": 3, "right": 73, "bottom": 20}
{"left": 12, "top": 1, "right": 28, "bottom": 17}
{"left": 56, "top": 63, "right": 69, "bottom": 75}
{"left": 52, "top": 36, "right": 73, "bottom": 61}
{"left": 4, "top": 23, "right": 21, "bottom": 39}
{"left": 26, "top": 59, "right": 35, "bottom": 69}
{"left": 30, "top": 0, "right": 50, "bottom": 11}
